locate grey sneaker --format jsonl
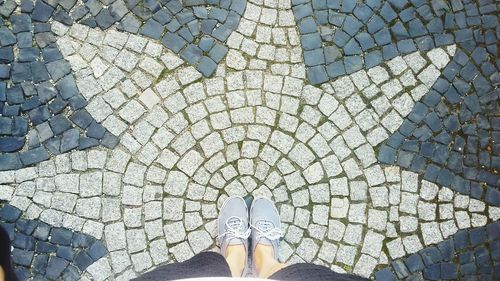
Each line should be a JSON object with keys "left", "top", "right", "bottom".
{"left": 250, "top": 196, "right": 282, "bottom": 268}
{"left": 217, "top": 196, "right": 251, "bottom": 276}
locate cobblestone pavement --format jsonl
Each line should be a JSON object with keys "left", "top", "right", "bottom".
{"left": 0, "top": 0, "right": 498, "bottom": 280}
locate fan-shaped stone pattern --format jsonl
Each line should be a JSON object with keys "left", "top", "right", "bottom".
{"left": 56, "top": 0, "right": 246, "bottom": 77}
{"left": 55, "top": 24, "right": 488, "bottom": 276}
{"left": 375, "top": 221, "right": 500, "bottom": 280}
{"left": 0, "top": 0, "right": 118, "bottom": 171}
{"left": 376, "top": 0, "right": 499, "bottom": 207}
{"left": 291, "top": 0, "right": 497, "bottom": 85}
{"left": 0, "top": 204, "right": 108, "bottom": 280}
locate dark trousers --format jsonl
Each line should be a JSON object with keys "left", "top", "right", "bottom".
{"left": 0, "top": 225, "right": 18, "bottom": 281}
{"left": 133, "top": 252, "right": 368, "bottom": 281}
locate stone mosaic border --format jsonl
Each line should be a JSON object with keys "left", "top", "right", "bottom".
{"left": 0, "top": 203, "right": 107, "bottom": 280}
{"left": 0, "top": 0, "right": 118, "bottom": 171}
{"left": 290, "top": 0, "right": 499, "bottom": 85}
{"left": 375, "top": 221, "right": 500, "bottom": 280}
{"left": 67, "top": 0, "right": 247, "bottom": 77}
{"left": 0, "top": 0, "right": 498, "bottom": 279}
{"left": 374, "top": 0, "right": 499, "bottom": 207}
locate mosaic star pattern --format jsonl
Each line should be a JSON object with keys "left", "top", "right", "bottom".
{"left": 291, "top": 0, "right": 500, "bottom": 85}
{"left": 376, "top": 2, "right": 500, "bottom": 205}
{"left": 0, "top": 0, "right": 498, "bottom": 280}
{"left": 63, "top": 0, "right": 247, "bottom": 77}
{"left": 373, "top": 0, "right": 500, "bottom": 277}
{"left": 0, "top": 0, "right": 118, "bottom": 171}
{"left": 376, "top": 221, "right": 500, "bottom": 280}
{"left": 0, "top": 204, "right": 108, "bottom": 280}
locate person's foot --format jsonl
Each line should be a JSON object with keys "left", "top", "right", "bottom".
{"left": 250, "top": 197, "right": 282, "bottom": 275}
{"left": 217, "top": 196, "right": 251, "bottom": 277}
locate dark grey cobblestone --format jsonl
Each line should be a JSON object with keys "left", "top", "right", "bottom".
{"left": 376, "top": 0, "right": 499, "bottom": 207}
{"left": 292, "top": 0, "right": 499, "bottom": 85}
{"left": 56, "top": 0, "right": 247, "bottom": 77}
{"left": 0, "top": 0, "right": 117, "bottom": 171}
{"left": 0, "top": 0, "right": 497, "bottom": 279}
{"left": 376, "top": 221, "right": 500, "bottom": 280}
{"left": 0, "top": 204, "right": 107, "bottom": 280}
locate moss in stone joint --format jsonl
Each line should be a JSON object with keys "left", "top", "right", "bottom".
{"left": 156, "top": 68, "right": 173, "bottom": 83}
{"left": 341, "top": 264, "right": 353, "bottom": 272}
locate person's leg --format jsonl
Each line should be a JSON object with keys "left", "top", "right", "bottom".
{"left": 132, "top": 252, "right": 231, "bottom": 281}
{"left": 269, "top": 263, "right": 370, "bottom": 281}
{"left": 254, "top": 244, "right": 286, "bottom": 278}
{"left": 224, "top": 244, "right": 246, "bottom": 277}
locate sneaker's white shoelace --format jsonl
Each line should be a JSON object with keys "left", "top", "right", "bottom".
{"left": 250, "top": 221, "right": 282, "bottom": 241}
{"left": 217, "top": 216, "right": 251, "bottom": 242}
